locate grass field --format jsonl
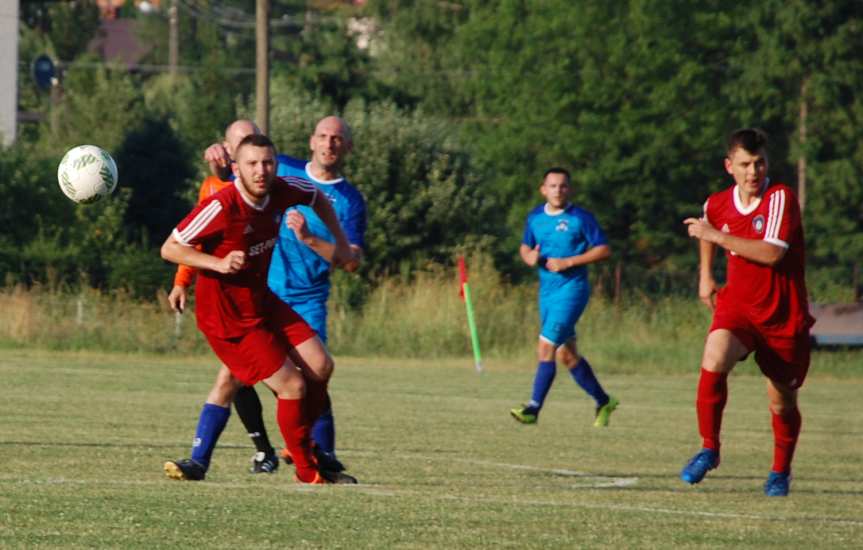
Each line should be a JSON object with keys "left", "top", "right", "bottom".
{"left": 1, "top": 348, "right": 861, "bottom": 548}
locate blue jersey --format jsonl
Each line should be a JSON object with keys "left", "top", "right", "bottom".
{"left": 522, "top": 203, "right": 608, "bottom": 296}
{"left": 267, "top": 154, "right": 367, "bottom": 304}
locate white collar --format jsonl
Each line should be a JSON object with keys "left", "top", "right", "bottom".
{"left": 544, "top": 203, "right": 571, "bottom": 216}
{"left": 305, "top": 162, "right": 344, "bottom": 185}
{"left": 733, "top": 177, "right": 769, "bottom": 215}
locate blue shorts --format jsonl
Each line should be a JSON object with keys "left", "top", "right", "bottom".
{"left": 539, "top": 290, "right": 589, "bottom": 346}
{"left": 286, "top": 298, "right": 328, "bottom": 344}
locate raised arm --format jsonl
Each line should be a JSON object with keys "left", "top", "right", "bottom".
{"left": 309, "top": 196, "right": 352, "bottom": 267}
{"left": 684, "top": 217, "right": 786, "bottom": 266}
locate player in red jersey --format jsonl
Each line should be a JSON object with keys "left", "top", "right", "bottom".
{"left": 160, "top": 133, "right": 356, "bottom": 484}
{"left": 167, "top": 119, "right": 289, "bottom": 475}
{"left": 680, "top": 128, "right": 814, "bottom": 496}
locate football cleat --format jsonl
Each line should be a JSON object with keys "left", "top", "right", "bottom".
{"left": 281, "top": 446, "right": 345, "bottom": 472}
{"left": 296, "top": 469, "right": 358, "bottom": 485}
{"left": 680, "top": 448, "right": 720, "bottom": 484}
{"left": 510, "top": 404, "right": 539, "bottom": 424}
{"left": 764, "top": 471, "right": 791, "bottom": 497}
{"left": 164, "top": 458, "right": 206, "bottom": 481}
{"left": 250, "top": 451, "right": 279, "bottom": 474}
{"left": 593, "top": 395, "right": 620, "bottom": 428}
{"left": 315, "top": 449, "right": 346, "bottom": 473}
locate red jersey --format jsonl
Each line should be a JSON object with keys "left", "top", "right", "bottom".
{"left": 704, "top": 180, "right": 814, "bottom": 338}
{"left": 172, "top": 177, "right": 317, "bottom": 339}
{"left": 173, "top": 176, "right": 233, "bottom": 288}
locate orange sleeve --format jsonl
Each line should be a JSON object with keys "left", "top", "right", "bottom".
{"left": 172, "top": 176, "right": 230, "bottom": 288}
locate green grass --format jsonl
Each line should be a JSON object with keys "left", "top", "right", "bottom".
{"left": 1, "top": 349, "right": 861, "bottom": 548}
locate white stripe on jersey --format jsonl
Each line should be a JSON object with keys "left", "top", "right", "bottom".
{"left": 703, "top": 198, "right": 710, "bottom": 223}
{"left": 176, "top": 200, "right": 222, "bottom": 245}
{"left": 766, "top": 189, "right": 785, "bottom": 241}
{"left": 282, "top": 175, "right": 317, "bottom": 193}
{"left": 281, "top": 175, "right": 318, "bottom": 207}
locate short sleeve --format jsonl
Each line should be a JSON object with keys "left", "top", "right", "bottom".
{"left": 522, "top": 217, "right": 537, "bottom": 248}
{"left": 173, "top": 197, "right": 226, "bottom": 246}
{"left": 276, "top": 176, "right": 318, "bottom": 209}
{"left": 581, "top": 211, "right": 608, "bottom": 247}
{"left": 343, "top": 188, "right": 367, "bottom": 249}
{"left": 764, "top": 187, "right": 799, "bottom": 249}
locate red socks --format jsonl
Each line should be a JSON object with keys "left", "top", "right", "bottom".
{"left": 696, "top": 368, "right": 728, "bottom": 452}
{"left": 771, "top": 407, "right": 801, "bottom": 474}
{"left": 276, "top": 398, "right": 316, "bottom": 482}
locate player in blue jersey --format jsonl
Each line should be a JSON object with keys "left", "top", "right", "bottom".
{"left": 202, "top": 116, "right": 366, "bottom": 471}
{"left": 270, "top": 116, "right": 366, "bottom": 470}
{"left": 510, "top": 168, "right": 619, "bottom": 427}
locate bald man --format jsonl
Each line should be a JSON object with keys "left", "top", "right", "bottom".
{"left": 269, "top": 116, "right": 366, "bottom": 472}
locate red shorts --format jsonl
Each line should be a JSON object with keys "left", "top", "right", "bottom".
{"left": 205, "top": 299, "right": 316, "bottom": 386}
{"left": 710, "top": 308, "right": 811, "bottom": 389}
{"left": 265, "top": 295, "right": 317, "bottom": 347}
{"left": 205, "top": 327, "right": 289, "bottom": 386}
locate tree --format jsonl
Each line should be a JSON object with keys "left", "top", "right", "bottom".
{"left": 724, "top": 0, "right": 863, "bottom": 298}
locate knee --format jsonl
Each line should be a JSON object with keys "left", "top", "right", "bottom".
{"left": 309, "top": 353, "right": 334, "bottom": 383}
{"left": 700, "top": 350, "right": 732, "bottom": 373}
{"left": 537, "top": 341, "right": 556, "bottom": 362}
{"left": 769, "top": 395, "right": 798, "bottom": 416}
{"left": 556, "top": 347, "right": 580, "bottom": 368}
{"left": 277, "top": 372, "right": 305, "bottom": 399}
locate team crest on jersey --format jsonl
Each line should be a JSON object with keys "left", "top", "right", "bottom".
{"left": 721, "top": 223, "right": 730, "bottom": 233}
{"left": 752, "top": 215, "right": 765, "bottom": 234}
{"left": 555, "top": 220, "right": 569, "bottom": 232}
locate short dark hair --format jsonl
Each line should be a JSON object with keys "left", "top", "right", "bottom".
{"left": 236, "top": 133, "right": 276, "bottom": 156}
{"left": 727, "top": 128, "right": 768, "bottom": 156}
{"left": 543, "top": 167, "right": 571, "bottom": 183}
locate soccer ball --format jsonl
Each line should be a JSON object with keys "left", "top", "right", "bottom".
{"left": 57, "top": 145, "right": 119, "bottom": 204}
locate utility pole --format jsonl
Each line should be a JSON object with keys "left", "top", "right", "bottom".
{"left": 256, "top": 0, "right": 270, "bottom": 135}
{"left": 169, "top": 0, "right": 179, "bottom": 79}
{"left": 797, "top": 79, "right": 808, "bottom": 215}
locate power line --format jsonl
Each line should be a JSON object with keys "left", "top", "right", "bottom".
{"left": 174, "top": 0, "right": 304, "bottom": 30}
{"left": 19, "top": 59, "right": 256, "bottom": 75}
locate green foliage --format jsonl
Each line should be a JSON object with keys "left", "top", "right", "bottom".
{"left": 114, "top": 117, "right": 197, "bottom": 245}
{"left": 19, "top": 0, "right": 101, "bottom": 62}
{"left": 262, "top": 80, "right": 500, "bottom": 276}
{"left": 9, "top": 0, "right": 863, "bottom": 299}
{"left": 342, "top": 100, "right": 501, "bottom": 275}
{"left": 43, "top": 56, "right": 146, "bottom": 155}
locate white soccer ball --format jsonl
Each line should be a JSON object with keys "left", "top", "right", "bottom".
{"left": 57, "top": 145, "right": 119, "bottom": 204}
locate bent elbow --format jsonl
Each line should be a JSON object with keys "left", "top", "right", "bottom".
{"left": 762, "top": 245, "right": 787, "bottom": 266}
{"left": 160, "top": 240, "right": 175, "bottom": 262}
{"left": 597, "top": 245, "right": 612, "bottom": 261}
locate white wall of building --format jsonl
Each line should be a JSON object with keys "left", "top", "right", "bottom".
{"left": 0, "top": 2, "right": 19, "bottom": 146}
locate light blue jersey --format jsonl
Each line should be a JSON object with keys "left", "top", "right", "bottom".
{"left": 523, "top": 203, "right": 607, "bottom": 345}
{"left": 268, "top": 154, "right": 367, "bottom": 342}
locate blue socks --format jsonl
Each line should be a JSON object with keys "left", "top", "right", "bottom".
{"left": 529, "top": 360, "right": 557, "bottom": 410}
{"left": 190, "top": 403, "right": 230, "bottom": 470}
{"left": 569, "top": 357, "right": 609, "bottom": 407}
{"left": 311, "top": 408, "right": 336, "bottom": 455}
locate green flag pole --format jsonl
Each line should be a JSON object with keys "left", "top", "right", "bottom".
{"left": 458, "top": 256, "right": 482, "bottom": 373}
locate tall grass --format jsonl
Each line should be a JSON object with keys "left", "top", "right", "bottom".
{"left": 0, "top": 283, "right": 207, "bottom": 354}
{"left": 1, "top": 260, "right": 859, "bottom": 375}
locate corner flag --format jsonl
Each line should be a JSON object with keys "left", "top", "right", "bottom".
{"left": 457, "top": 256, "right": 483, "bottom": 373}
